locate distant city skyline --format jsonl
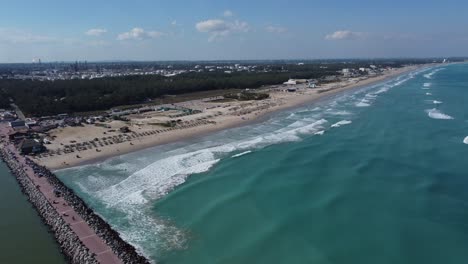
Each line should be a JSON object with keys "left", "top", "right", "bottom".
{"left": 1, "top": 0, "right": 467, "bottom": 63}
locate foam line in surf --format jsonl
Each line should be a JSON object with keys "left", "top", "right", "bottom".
{"left": 331, "top": 120, "right": 352, "bottom": 128}
{"left": 232, "top": 151, "right": 252, "bottom": 158}
{"left": 424, "top": 68, "right": 445, "bottom": 79}
{"left": 426, "top": 108, "right": 454, "bottom": 120}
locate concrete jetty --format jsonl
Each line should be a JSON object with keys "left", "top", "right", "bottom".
{"left": 0, "top": 123, "right": 151, "bottom": 264}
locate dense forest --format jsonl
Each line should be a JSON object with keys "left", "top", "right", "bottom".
{"left": 0, "top": 90, "right": 10, "bottom": 109}
{"left": 1, "top": 71, "right": 296, "bottom": 115}
{"left": 0, "top": 59, "right": 441, "bottom": 116}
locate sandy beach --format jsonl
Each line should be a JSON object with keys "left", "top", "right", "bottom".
{"left": 34, "top": 65, "right": 424, "bottom": 170}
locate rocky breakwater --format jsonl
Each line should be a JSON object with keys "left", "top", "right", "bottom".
{"left": 25, "top": 158, "right": 151, "bottom": 264}
{"left": 0, "top": 147, "right": 99, "bottom": 264}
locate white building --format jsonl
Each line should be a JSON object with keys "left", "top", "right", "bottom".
{"left": 283, "top": 79, "right": 297, "bottom": 85}
{"left": 342, "top": 68, "right": 351, "bottom": 77}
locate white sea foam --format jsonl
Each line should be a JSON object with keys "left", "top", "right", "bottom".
{"left": 433, "top": 100, "right": 443, "bottom": 104}
{"left": 356, "top": 100, "right": 371, "bottom": 107}
{"left": 314, "top": 130, "right": 325, "bottom": 135}
{"left": 372, "top": 84, "right": 392, "bottom": 95}
{"left": 97, "top": 117, "right": 329, "bottom": 208}
{"left": 394, "top": 78, "right": 408, "bottom": 86}
{"left": 353, "top": 78, "right": 405, "bottom": 108}
{"left": 426, "top": 93, "right": 432, "bottom": 95}
{"left": 326, "top": 110, "right": 352, "bottom": 116}
{"left": 392, "top": 74, "right": 415, "bottom": 87}
{"left": 426, "top": 108, "right": 454, "bottom": 120}
{"left": 423, "top": 83, "right": 432, "bottom": 87}
{"left": 365, "top": 93, "right": 378, "bottom": 99}
{"left": 292, "top": 119, "right": 328, "bottom": 135}
{"left": 231, "top": 150, "right": 252, "bottom": 158}
{"left": 424, "top": 68, "right": 445, "bottom": 79}
{"left": 464, "top": 136, "right": 468, "bottom": 144}
{"left": 97, "top": 152, "right": 222, "bottom": 207}
{"left": 331, "top": 120, "right": 352, "bottom": 128}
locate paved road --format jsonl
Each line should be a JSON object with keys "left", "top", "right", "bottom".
{"left": 11, "top": 103, "right": 26, "bottom": 120}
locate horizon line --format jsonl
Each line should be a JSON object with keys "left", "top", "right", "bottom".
{"left": 0, "top": 56, "right": 466, "bottom": 65}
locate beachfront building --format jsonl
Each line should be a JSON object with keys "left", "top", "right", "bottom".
{"left": 9, "top": 120, "right": 29, "bottom": 132}
{"left": 9, "top": 120, "right": 26, "bottom": 128}
{"left": 342, "top": 68, "right": 351, "bottom": 77}
{"left": 283, "top": 79, "right": 297, "bottom": 85}
{"left": 284, "top": 79, "right": 308, "bottom": 85}
{"left": 18, "top": 138, "right": 45, "bottom": 155}
{"left": 307, "top": 80, "right": 317, "bottom": 88}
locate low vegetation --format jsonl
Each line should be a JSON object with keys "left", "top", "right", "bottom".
{"left": 224, "top": 92, "right": 270, "bottom": 101}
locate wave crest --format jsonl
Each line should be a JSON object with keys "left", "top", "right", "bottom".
{"left": 426, "top": 108, "right": 454, "bottom": 120}
{"left": 331, "top": 120, "right": 352, "bottom": 128}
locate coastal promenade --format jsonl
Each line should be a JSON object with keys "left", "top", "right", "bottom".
{"left": 0, "top": 123, "right": 134, "bottom": 264}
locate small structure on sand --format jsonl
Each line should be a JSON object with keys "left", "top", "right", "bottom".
{"left": 120, "top": 126, "right": 131, "bottom": 133}
{"left": 18, "top": 138, "right": 45, "bottom": 155}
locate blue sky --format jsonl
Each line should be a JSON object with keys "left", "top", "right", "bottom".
{"left": 0, "top": 0, "right": 467, "bottom": 62}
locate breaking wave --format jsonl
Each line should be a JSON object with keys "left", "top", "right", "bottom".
{"left": 331, "top": 120, "right": 352, "bottom": 128}
{"left": 232, "top": 151, "right": 252, "bottom": 158}
{"left": 464, "top": 136, "right": 468, "bottom": 145}
{"left": 424, "top": 68, "right": 445, "bottom": 79}
{"left": 426, "top": 108, "right": 454, "bottom": 120}
{"left": 353, "top": 71, "right": 418, "bottom": 108}
{"left": 356, "top": 100, "right": 371, "bottom": 107}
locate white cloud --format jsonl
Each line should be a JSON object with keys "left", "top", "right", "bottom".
{"left": 223, "top": 10, "right": 234, "bottom": 17}
{"left": 171, "top": 20, "right": 177, "bottom": 26}
{"left": 325, "top": 30, "right": 366, "bottom": 40}
{"left": 117, "top": 27, "right": 164, "bottom": 40}
{"left": 196, "top": 19, "right": 249, "bottom": 41}
{"left": 266, "top": 25, "right": 287, "bottom": 34}
{"left": 85, "top": 28, "right": 107, "bottom": 37}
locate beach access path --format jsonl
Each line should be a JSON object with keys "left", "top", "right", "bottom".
{"left": 0, "top": 123, "right": 122, "bottom": 264}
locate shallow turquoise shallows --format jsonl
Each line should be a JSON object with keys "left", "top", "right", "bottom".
{"left": 58, "top": 63, "right": 468, "bottom": 264}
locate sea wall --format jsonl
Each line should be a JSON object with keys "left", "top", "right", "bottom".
{"left": 0, "top": 147, "right": 98, "bottom": 264}
{"left": 28, "top": 160, "right": 150, "bottom": 264}
{"left": 0, "top": 146, "right": 151, "bottom": 264}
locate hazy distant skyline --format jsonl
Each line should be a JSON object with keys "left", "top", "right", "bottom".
{"left": 1, "top": 0, "right": 467, "bottom": 62}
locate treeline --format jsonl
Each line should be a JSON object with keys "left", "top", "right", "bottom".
{"left": 0, "top": 60, "right": 425, "bottom": 116}
{"left": 0, "top": 90, "right": 10, "bottom": 108}
{"left": 0, "top": 70, "right": 336, "bottom": 116}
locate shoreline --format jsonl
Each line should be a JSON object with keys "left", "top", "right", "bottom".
{"left": 37, "top": 64, "right": 432, "bottom": 170}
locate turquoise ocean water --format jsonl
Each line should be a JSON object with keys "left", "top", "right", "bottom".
{"left": 58, "top": 63, "right": 468, "bottom": 264}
